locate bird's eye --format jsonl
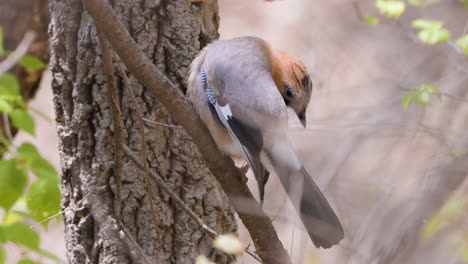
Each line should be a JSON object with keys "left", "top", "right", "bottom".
{"left": 285, "top": 85, "right": 294, "bottom": 98}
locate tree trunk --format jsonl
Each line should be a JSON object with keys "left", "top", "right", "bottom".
{"left": 49, "top": 1, "right": 236, "bottom": 263}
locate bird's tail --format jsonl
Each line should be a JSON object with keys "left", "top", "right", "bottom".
{"left": 276, "top": 165, "right": 344, "bottom": 248}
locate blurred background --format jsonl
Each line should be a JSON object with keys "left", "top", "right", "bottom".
{"left": 5, "top": 0, "right": 468, "bottom": 263}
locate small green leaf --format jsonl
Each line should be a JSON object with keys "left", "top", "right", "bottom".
{"left": 364, "top": 15, "right": 379, "bottom": 26}
{"left": 0, "top": 98, "right": 13, "bottom": 113}
{"left": 447, "top": 149, "right": 467, "bottom": 158}
{"left": 3, "top": 211, "right": 24, "bottom": 225}
{"left": 17, "top": 258, "right": 41, "bottom": 264}
{"left": 17, "top": 143, "right": 40, "bottom": 161}
{"left": 412, "top": 19, "right": 450, "bottom": 44}
{"left": 0, "top": 159, "right": 28, "bottom": 211}
{"left": 213, "top": 234, "right": 244, "bottom": 255}
{"left": 0, "top": 27, "right": 4, "bottom": 56}
{"left": 26, "top": 178, "right": 61, "bottom": 224}
{"left": 408, "top": 0, "right": 439, "bottom": 6}
{"left": 401, "top": 93, "right": 412, "bottom": 111}
{"left": 18, "top": 143, "right": 58, "bottom": 181}
{"left": 412, "top": 19, "right": 442, "bottom": 29}
{"left": 402, "top": 84, "right": 441, "bottom": 110}
{"left": 9, "top": 109, "right": 35, "bottom": 136}
{"left": 376, "top": 0, "right": 406, "bottom": 18}
{"left": 0, "top": 73, "right": 20, "bottom": 97}
{"left": 31, "top": 158, "right": 58, "bottom": 182}
{"left": 456, "top": 34, "right": 468, "bottom": 56}
{"left": 19, "top": 55, "right": 47, "bottom": 71}
{"left": 4, "top": 222, "right": 40, "bottom": 250}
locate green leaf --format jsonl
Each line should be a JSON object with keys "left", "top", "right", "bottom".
{"left": 31, "top": 158, "right": 58, "bottom": 182}
{"left": 17, "top": 143, "right": 40, "bottom": 161}
{"left": 34, "top": 248, "right": 61, "bottom": 262}
{"left": 26, "top": 178, "right": 61, "bottom": 224}
{"left": 411, "top": 19, "right": 451, "bottom": 44}
{"left": 401, "top": 84, "right": 441, "bottom": 110}
{"left": 0, "top": 245, "right": 5, "bottom": 264}
{"left": 19, "top": 55, "right": 47, "bottom": 71}
{"left": 447, "top": 149, "right": 466, "bottom": 158}
{"left": 18, "top": 143, "right": 58, "bottom": 182}
{"left": 376, "top": 0, "right": 406, "bottom": 18}
{"left": 456, "top": 34, "right": 468, "bottom": 56}
{"left": 4, "top": 222, "right": 40, "bottom": 250}
{"left": 17, "top": 258, "right": 41, "bottom": 264}
{"left": 408, "top": 0, "right": 439, "bottom": 6}
{"left": 9, "top": 109, "right": 35, "bottom": 136}
{"left": 401, "top": 93, "right": 412, "bottom": 111}
{"left": 0, "top": 73, "right": 20, "bottom": 97}
{"left": 0, "top": 159, "right": 28, "bottom": 211}
{"left": 364, "top": 15, "right": 379, "bottom": 26}
{"left": 0, "top": 27, "right": 4, "bottom": 56}
{"left": 412, "top": 19, "right": 442, "bottom": 29}
{"left": 0, "top": 98, "right": 13, "bottom": 113}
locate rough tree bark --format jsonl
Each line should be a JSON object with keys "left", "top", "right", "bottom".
{"left": 49, "top": 1, "right": 237, "bottom": 263}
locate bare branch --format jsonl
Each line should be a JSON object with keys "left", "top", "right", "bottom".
{"left": 0, "top": 31, "right": 36, "bottom": 75}
{"left": 96, "top": 29, "right": 123, "bottom": 217}
{"left": 142, "top": 117, "right": 182, "bottom": 128}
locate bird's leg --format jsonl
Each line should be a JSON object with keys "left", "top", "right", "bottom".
{"left": 258, "top": 170, "right": 270, "bottom": 206}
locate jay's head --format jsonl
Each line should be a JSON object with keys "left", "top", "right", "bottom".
{"left": 271, "top": 49, "right": 313, "bottom": 128}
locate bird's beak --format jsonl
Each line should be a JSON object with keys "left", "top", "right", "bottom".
{"left": 297, "top": 109, "right": 306, "bottom": 128}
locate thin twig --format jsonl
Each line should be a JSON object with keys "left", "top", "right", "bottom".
{"left": 120, "top": 143, "right": 219, "bottom": 237}
{"left": 0, "top": 31, "right": 36, "bottom": 75}
{"left": 2, "top": 112, "right": 13, "bottom": 141}
{"left": 142, "top": 117, "right": 182, "bottom": 128}
{"left": 96, "top": 29, "right": 123, "bottom": 217}
{"left": 245, "top": 246, "right": 264, "bottom": 264}
{"left": 30, "top": 192, "right": 91, "bottom": 229}
{"left": 120, "top": 224, "right": 154, "bottom": 264}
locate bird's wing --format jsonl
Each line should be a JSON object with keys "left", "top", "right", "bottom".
{"left": 201, "top": 65, "right": 266, "bottom": 189}
{"left": 201, "top": 42, "right": 287, "bottom": 202}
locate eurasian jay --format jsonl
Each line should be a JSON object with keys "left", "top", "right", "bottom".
{"left": 187, "top": 36, "right": 344, "bottom": 248}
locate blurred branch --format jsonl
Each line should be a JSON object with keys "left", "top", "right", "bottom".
{"left": 81, "top": 0, "right": 292, "bottom": 263}
{"left": 0, "top": 31, "right": 36, "bottom": 75}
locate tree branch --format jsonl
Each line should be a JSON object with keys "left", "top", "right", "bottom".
{"left": 81, "top": 0, "right": 291, "bottom": 263}
{"left": 96, "top": 30, "right": 123, "bottom": 217}
{"left": 0, "top": 31, "right": 36, "bottom": 75}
